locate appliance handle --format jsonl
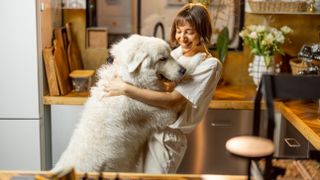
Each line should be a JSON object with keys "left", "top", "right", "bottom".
{"left": 284, "top": 138, "right": 301, "bottom": 148}
{"left": 211, "top": 122, "right": 232, "bottom": 127}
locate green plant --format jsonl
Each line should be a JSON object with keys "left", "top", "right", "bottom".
{"left": 216, "top": 27, "right": 229, "bottom": 63}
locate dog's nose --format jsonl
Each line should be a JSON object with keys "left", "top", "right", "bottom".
{"left": 179, "top": 67, "right": 186, "bottom": 75}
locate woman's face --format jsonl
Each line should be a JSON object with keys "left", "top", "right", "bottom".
{"left": 175, "top": 22, "right": 200, "bottom": 53}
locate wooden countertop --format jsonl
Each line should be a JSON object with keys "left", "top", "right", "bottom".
{"left": 43, "top": 85, "right": 320, "bottom": 150}
{"left": 0, "top": 171, "right": 246, "bottom": 180}
{"left": 43, "top": 85, "right": 258, "bottom": 107}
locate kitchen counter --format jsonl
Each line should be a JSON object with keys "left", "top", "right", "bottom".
{"left": 43, "top": 85, "right": 320, "bottom": 150}
{"left": 0, "top": 171, "right": 246, "bottom": 180}
{"left": 212, "top": 86, "right": 320, "bottom": 150}
{"left": 43, "top": 85, "right": 259, "bottom": 107}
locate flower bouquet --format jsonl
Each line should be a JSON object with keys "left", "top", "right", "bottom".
{"left": 239, "top": 25, "right": 293, "bottom": 86}
{"left": 239, "top": 25, "right": 293, "bottom": 67}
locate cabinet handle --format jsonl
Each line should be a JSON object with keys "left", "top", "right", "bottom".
{"left": 284, "top": 138, "right": 301, "bottom": 148}
{"left": 211, "top": 122, "right": 232, "bottom": 127}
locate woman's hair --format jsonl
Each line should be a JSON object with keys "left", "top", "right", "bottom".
{"left": 170, "top": 3, "right": 212, "bottom": 47}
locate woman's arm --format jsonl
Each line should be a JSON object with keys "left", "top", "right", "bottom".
{"left": 103, "top": 77, "right": 186, "bottom": 109}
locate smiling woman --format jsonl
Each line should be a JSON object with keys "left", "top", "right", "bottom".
{"left": 103, "top": 3, "right": 222, "bottom": 174}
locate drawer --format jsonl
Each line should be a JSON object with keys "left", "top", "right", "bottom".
{"left": 275, "top": 116, "right": 310, "bottom": 158}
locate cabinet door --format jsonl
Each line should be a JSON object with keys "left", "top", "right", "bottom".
{"left": 177, "top": 109, "right": 253, "bottom": 175}
{"left": 0, "top": 0, "right": 40, "bottom": 118}
{"left": 0, "top": 120, "right": 41, "bottom": 170}
{"left": 51, "top": 105, "right": 83, "bottom": 166}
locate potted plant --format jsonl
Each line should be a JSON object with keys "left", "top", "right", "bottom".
{"left": 239, "top": 25, "right": 293, "bottom": 86}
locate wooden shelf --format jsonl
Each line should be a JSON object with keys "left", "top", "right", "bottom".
{"left": 246, "top": 11, "right": 320, "bottom": 15}
{"left": 43, "top": 91, "right": 89, "bottom": 105}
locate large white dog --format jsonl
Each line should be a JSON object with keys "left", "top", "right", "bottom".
{"left": 52, "top": 35, "right": 186, "bottom": 173}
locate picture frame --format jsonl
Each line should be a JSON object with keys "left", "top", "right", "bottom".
{"left": 208, "top": 0, "right": 245, "bottom": 50}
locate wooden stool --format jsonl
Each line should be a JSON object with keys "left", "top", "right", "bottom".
{"left": 226, "top": 136, "right": 275, "bottom": 180}
{"left": 226, "top": 136, "right": 275, "bottom": 158}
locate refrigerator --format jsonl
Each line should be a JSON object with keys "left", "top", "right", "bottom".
{"left": 0, "top": 0, "right": 51, "bottom": 170}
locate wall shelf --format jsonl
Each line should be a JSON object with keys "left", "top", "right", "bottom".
{"left": 43, "top": 91, "right": 89, "bottom": 105}
{"left": 246, "top": 11, "right": 320, "bottom": 15}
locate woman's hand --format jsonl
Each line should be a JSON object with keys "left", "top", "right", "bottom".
{"left": 103, "top": 76, "right": 128, "bottom": 97}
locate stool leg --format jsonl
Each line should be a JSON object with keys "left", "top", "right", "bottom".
{"left": 247, "top": 159, "right": 251, "bottom": 180}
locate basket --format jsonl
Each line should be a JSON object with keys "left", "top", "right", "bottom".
{"left": 248, "top": 0, "right": 307, "bottom": 13}
{"left": 289, "top": 58, "right": 308, "bottom": 75}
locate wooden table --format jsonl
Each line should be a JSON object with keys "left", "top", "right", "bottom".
{"left": 0, "top": 171, "right": 246, "bottom": 180}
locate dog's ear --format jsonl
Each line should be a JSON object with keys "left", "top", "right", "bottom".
{"left": 128, "top": 52, "right": 148, "bottom": 73}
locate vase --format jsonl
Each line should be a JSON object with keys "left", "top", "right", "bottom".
{"left": 248, "top": 55, "right": 279, "bottom": 87}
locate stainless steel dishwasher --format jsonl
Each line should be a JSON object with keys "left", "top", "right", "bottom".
{"left": 176, "top": 109, "right": 254, "bottom": 175}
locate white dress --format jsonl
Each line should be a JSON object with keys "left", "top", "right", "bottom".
{"left": 144, "top": 46, "right": 222, "bottom": 173}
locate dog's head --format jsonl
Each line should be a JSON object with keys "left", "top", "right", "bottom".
{"left": 110, "top": 34, "right": 186, "bottom": 89}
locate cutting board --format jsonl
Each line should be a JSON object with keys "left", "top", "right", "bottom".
{"left": 43, "top": 47, "right": 60, "bottom": 96}
{"left": 54, "top": 27, "right": 72, "bottom": 95}
{"left": 66, "top": 22, "right": 83, "bottom": 71}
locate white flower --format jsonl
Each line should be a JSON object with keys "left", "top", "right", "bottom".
{"left": 276, "top": 33, "right": 285, "bottom": 44}
{"left": 264, "top": 33, "right": 275, "bottom": 45}
{"left": 248, "top": 31, "right": 258, "bottom": 39}
{"left": 270, "top": 27, "right": 278, "bottom": 35}
{"left": 256, "top": 25, "right": 266, "bottom": 33}
{"left": 281, "top": 26, "right": 293, "bottom": 34}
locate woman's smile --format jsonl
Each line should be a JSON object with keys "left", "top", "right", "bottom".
{"left": 175, "top": 22, "right": 200, "bottom": 54}
{"left": 179, "top": 40, "right": 193, "bottom": 49}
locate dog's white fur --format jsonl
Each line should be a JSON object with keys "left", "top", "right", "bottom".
{"left": 52, "top": 35, "right": 186, "bottom": 173}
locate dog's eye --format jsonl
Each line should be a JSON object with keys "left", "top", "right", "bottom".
{"left": 159, "top": 57, "right": 167, "bottom": 61}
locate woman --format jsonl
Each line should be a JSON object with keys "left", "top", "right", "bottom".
{"left": 104, "top": 3, "right": 222, "bottom": 173}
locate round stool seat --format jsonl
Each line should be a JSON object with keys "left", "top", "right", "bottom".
{"left": 226, "top": 136, "right": 275, "bottom": 158}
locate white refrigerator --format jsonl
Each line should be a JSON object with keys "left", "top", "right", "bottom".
{"left": 0, "top": 0, "right": 51, "bottom": 170}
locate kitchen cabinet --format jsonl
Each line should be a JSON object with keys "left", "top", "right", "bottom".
{"left": 276, "top": 115, "right": 316, "bottom": 158}
{"left": 0, "top": 120, "right": 41, "bottom": 170}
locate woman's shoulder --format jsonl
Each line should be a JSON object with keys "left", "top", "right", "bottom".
{"left": 200, "top": 55, "right": 222, "bottom": 70}
{"left": 171, "top": 46, "right": 183, "bottom": 59}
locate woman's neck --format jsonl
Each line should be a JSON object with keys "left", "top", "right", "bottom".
{"left": 182, "top": 44, "right": 206, "bottom": 57}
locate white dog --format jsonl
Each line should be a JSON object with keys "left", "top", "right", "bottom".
{"left": 52, "top": 35, "right": 186, "bottom": 173}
